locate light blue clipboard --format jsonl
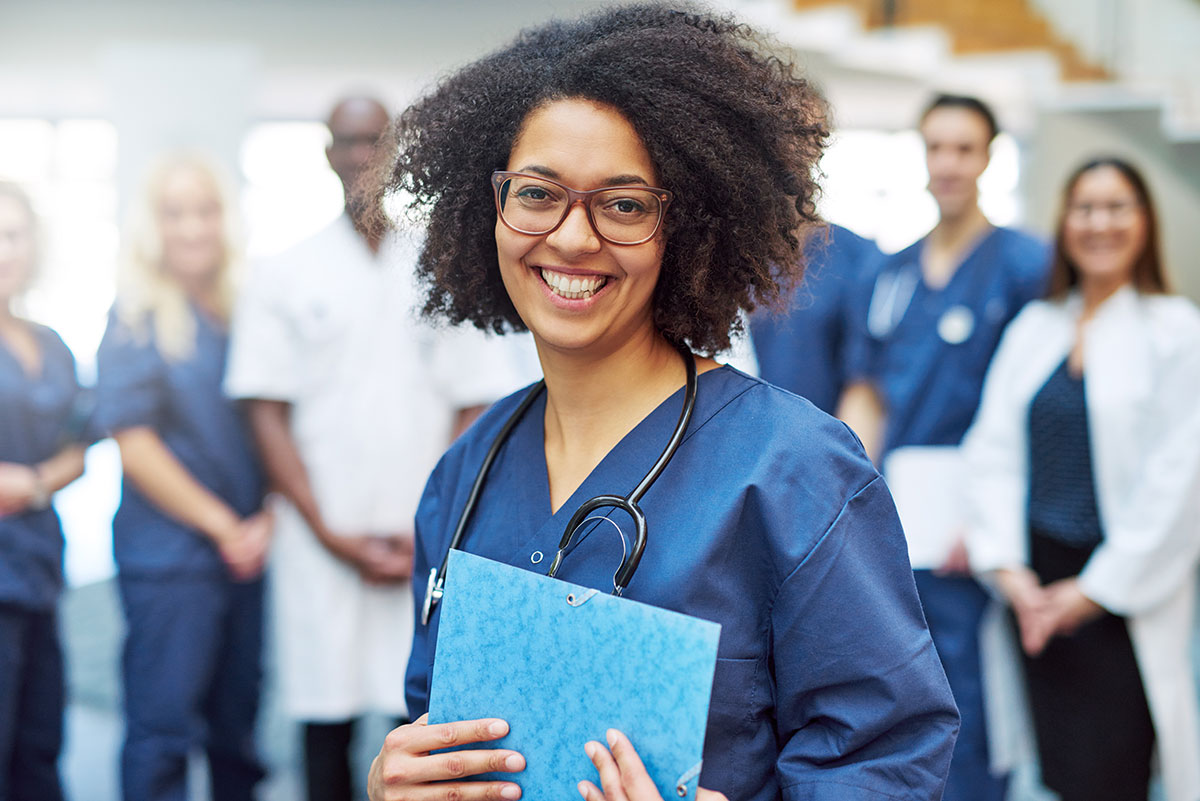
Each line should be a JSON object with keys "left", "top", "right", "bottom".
{"left": 428, "top": 549, "right": 721, "bottom": 800}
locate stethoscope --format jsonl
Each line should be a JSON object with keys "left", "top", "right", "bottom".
{"left": 421, "top": 343, "right": 698, "bottom": 626}
{"left": 866, "top": 261, "right": 976, "bottom": 345}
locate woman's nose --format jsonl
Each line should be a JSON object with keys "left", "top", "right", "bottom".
{"left": 546, "top": 202, "right": 602, "bottom": 255}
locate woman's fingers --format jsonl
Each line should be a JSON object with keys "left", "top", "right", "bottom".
{"left": 585, "top": 740, "right": 630, "bottom": 801}
{"left": 578, "top": 780, "right": 605, "bottom": 801}
{"left": 398, "top": 749, "right": 525, "bottom": 784}
{"left": 605, "top": 730, "right": 662, "bottom": 801}
{"left": 377, "top": 780, "right": 522, "bottom": 801}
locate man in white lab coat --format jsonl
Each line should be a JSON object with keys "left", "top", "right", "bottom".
{"left": 225, "top": 96, "right": 529, "bottom": 801}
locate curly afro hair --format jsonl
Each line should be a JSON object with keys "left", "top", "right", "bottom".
{"left": 368, "top": 4, "right": 828, "bottom": 354}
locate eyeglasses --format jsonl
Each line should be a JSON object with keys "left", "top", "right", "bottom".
{"left": 491, "top": 171, "right": 672, "bottom": 246}
{"left": 1065, "top": 199, "right": 1141, "bottom": 224}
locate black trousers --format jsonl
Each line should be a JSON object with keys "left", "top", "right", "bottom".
{"left": 304, "top": 716, "right": 411, "bottom": 801}
{"left": 1022, "top": 531, "right": 1154, "bottom": 801}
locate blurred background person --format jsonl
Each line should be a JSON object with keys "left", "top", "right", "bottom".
{"left": 94, "top": 153, "right": 271, "bottom": 801}
{"left": 225, "top": 95, "right": 530, "bottom": 801}
{"left": 964, "top": 157, "right": 1200, "bottom": 801}
{"left": 837, "top": 94, "right": 1050, "bottom": 801}
{"left": 0, "top": 181, "right": 89, "bottom": 801}
{"left": 751, "top": 223, "right": 883, "bottom": 414}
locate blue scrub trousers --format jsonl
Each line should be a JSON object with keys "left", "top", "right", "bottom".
{"left": 0, "top": 604, "right": 64, "bottom": 801}
{"left": 118, "top": 575, "right": 265, "bottom": 801}
{"left": 913, "top": 571, "right": 1007, "bottom": 801}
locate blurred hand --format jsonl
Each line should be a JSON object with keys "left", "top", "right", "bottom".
{"left": 934, "top": 537, "right": 971, "bottom": 577}
{"left": 994, "top": 567, "right": 1055, "bottom": 657}
{"left": 1042, "top": 578, "right": 1105, "bottom": 637}
{"left": 578, "top": 729, "right": 727, "bottom": 801}
{"left": 367, "top": 713, "right": 525, "bottom": 801}
{"left": 323, "top": 532, "right": 414, "bottom": 584}
{"left": 217, "top": 510, "right": 274, "bottom": 581}
{"left": 0, "top": 462, "right": 38, "bottom": 517}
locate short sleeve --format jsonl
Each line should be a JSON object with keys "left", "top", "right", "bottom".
{"left": 773, "top": 475, "right": 959, "bottom": 799}
{"left": 428, "top": 327, "right": 541, "bottom": 410}
{"left": 224, "top": 260, "right": 304, "bottom": 401}
{"left": 93, "top": 311, "right": 166, "bottom": 435}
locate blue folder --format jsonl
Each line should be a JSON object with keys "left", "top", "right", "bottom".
{"left": 428, "top": 549, "right": 721, "bottom": 800}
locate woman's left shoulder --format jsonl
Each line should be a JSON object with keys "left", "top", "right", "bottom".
{"left": 1141, "top": 292, "right": 1200, "bottom": 329}
{"left": 702, "top": 368, "right": 880, "bottom": 495}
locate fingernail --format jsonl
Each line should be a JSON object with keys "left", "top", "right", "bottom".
{"left": 501, "top": 784, "right": 521, "bottom": 799}
{"left": 489, "top": 720, "right": 508, "bottom": 737}
{"left": 577, "top": 782, "right": 589, "bottom": 800}
{"left": 584, "top": 741, "right": 597, "bottom": 759}
{"left": 606, "top": 729, "right": 618, "bottom": 748}
{"left": 505, "top": 754, "right": 524, "bottom": 771}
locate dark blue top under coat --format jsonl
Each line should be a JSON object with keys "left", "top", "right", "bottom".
{"left": 850, "top": 227, "right": 1048, "bottom": 457}
{"left": 407, "top": 367, "right": 959, "bottom": 801}
{"left": 94, "top": 307, "right": 264, "bottom": 578}
{"left": 0, "top": 323, "right": 88, "bottom": 610}
{"left": 1027, "top": 359, "right": 1104, "bottom": 547}
{"left": 751, "top": 224, "right": 884, "bottom": 414}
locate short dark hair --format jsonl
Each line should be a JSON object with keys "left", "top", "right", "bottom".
{"left": 920, "top": 94, "right": 999, "bottom": 142}
{"left": 368, "top": 4, "right": 829, "bottom": 354}
{"left": 1047, "top": 156, "right": 1168, "bottom": 297}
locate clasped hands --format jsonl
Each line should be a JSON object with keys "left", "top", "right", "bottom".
{"left": 367, "top": 715, "right": 728, "bottom": 801}
{"left": 994, "top": 567, "right": 1105, "bottom": 656}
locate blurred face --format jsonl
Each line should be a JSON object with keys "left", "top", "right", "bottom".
{"left": 496, "top": 98, "right": 666, "bottom": 358}
{"left": 326, "top": 98, "right": 390, "bottom": 197}
{"left": 0, "top": 196, "right": 36, "bottom": 303}
{"left": 157, "top": 166, "right": 224, "bottom": 284}
{"left": 921, "top": 107, "right": 992, "bottom": 218}
{"left": 1062, "top": 165, "right": 1146, "bottom": 290}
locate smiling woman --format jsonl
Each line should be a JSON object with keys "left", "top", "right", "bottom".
{"left": 364, "top": 6, "right": 959, "bottom": 801}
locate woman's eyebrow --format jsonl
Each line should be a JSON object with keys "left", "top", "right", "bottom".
{"left": 517, "top": 165, "right": 651, "bottom": 187}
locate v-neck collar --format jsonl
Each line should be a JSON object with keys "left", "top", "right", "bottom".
{"left": 916, "top": 225, "right": 1000, "bottom": 296}
{"left": 497, "top": 365, "right": 751, "bottom": 574}
{"left": 0, "top": 320, "right": 45, "bottom": 382}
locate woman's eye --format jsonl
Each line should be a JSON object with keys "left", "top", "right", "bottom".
{"left": 607, "top": 198, "right": 647, "bottom": 215}
{"left": 514, "top": 185, "right": 557, "bottom": 203}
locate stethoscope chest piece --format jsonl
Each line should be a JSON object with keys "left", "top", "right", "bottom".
{"left": 937, "top": 304, "right": 975, "bottom": 345}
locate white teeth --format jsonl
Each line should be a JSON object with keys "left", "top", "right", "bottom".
{"left": 540, "top": 268, "right": 607, "bottom": 300}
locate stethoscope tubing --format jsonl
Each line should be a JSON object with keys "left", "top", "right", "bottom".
{"left": 421, "top": 342, "right": 698, "bottom": 624}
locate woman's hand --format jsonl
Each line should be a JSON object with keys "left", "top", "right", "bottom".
{"left": 993, "top": 567, "right": 1055, "bottom": 656}
{"left": 216, "top": 510, "right": 274, "bottom": 581}
{"left": 320, "top": 532, "right": 414, "bottom": 584}
{"left": 368, "top": 713, "right": 525, "bottom": 801}
{"left": 1041, "top": 578, "right": 1105, "bottom": 637}
{"left": 578, "top": 729, "right": 727, "bottom": 801}
{"left": 0, "top": 462, "right": 37, "bottom": 516}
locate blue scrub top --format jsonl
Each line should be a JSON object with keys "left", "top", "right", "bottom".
{"left": 94, "top": 307, "right": 264, "bottom": 578}
{"left": 0, "top": 323, "right": 88, "bottom": 610}
{"left": 851, "top": 227, "right": 1048, "bottom": 456}
{"left": 408, "top": 367, "right": 959, "bottom": 800}
{"left": 751, "top": 224, "right": 883, "bottom": 414}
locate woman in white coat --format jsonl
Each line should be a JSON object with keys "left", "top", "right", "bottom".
{"left": 963, "top": 157, "right": 1200, "bottom": 801}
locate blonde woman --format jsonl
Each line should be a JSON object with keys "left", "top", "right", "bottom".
{"left": 94, "top": 154, "right": 271, "bottom": 801}
{"left": 0, "top": 182, "right": 89, "bottom": 801}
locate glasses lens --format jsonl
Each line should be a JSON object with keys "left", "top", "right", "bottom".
{"left": 498, "top": 175, "right": 569, "bottom": 235}
{"left": 589, "top": 188, "right": 664, "bottom": 244}
{"left": 497, "top": 175, "right": 664, "bottom": 244}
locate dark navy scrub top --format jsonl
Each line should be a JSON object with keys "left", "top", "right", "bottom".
{"left": 94, "top": 308, "right": 263, "bottom": 577}
{"left": 0, "top": 324, "right": 88, "bottom": 610}
{"left": 850, "top": 227, "right": 1048, "bottom": 456}
{"left": 751, "top": 224, "right": 884, "bottom": 414}
{"left": 408, "top": 367, "right": 960, "bottom": 801}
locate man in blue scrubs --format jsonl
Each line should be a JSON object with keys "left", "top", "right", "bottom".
{"left": 839, "top": 95, "right": 1049, "bottom": 801}
{"left": 751, "top": 224, "right": 883, "bottom": 414}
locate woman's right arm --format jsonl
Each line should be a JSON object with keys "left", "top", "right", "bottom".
{"left": 114, "top": 425, "right": 269, "bottom": 579}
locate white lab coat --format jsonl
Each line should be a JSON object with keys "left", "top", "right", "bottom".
{"left": 962, "top": 285, "right": 1200, "bottom": 801}
{"left": 225, "top": 215, "right": 536, "bottom": 719}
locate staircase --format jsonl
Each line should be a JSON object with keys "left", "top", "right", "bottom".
{"left": 790, "top": 0, "right": 1108, "bottom": 80}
